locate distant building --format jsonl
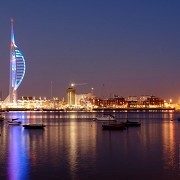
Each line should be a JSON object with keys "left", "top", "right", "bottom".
{"left": 113, "top": 96, "right": 126, "bottom": 106}
{"left": 146, "top": 96, "right": 164, "bottom": 107}
{"left": 137, "top": 95, "right": 164, "bottom": 107}
{"left": 75, "top": 93, "right": 93, "bottom": 106}
{"left": 92, "top": 96, "right": 126, "bottom": 107}
{"left": 139, "top": 95, "right": 152, "bottom": 102}
{"left": 127, "top": 96, "right": 138, "bottom": 101}
{"left": 126, "top": 96, "right": 138, "bottom": 108}
{"left": 66, "top": 87, "right": 76, "bottom": 105}
{"left": 91, "top": 95, "right": 164, "bottom": 109}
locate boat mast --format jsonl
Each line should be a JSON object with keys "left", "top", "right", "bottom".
{"left": 50, "top": 80, "right": 53, "bottom": 100}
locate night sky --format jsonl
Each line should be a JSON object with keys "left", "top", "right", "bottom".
{"left": 0, "top": 0, "right": 180, "bottom": 102}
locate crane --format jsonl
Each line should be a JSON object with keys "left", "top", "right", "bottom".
{"left": 71, "top": 83, "right": 87, "bottom": 87}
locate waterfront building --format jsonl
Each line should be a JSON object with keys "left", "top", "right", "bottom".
{"left": 91, "top": 95, "right": 165, "bottom": 109}
{"left": 66, "top": 87, "right": 76, "bottom": 105}
{"left": 109, "top": 96, "right": 126, "bottom": 107}
{"left": 92, "top": 96, "right": 126, "bottom": 108}
{"left": 126, "top": 96, "right": 138, "bottom": 108}
{"left": 75, "top": 93, "right": 93, "bottom": 105}
{"left": 146, "top": 96, "right": 164, "bottom": 107}
{"left": 127, "top": 96, "right": 138, "bottom": 102}
{"left": 74, "top": 93, "right": 94, "bottom": 110}
{"left": 139, "top": 95, "right": 152, "bottom": 101}
{"left": 4, "top": 19, "right": 26, "bottom": 105}
{"left": 18, "top": 96, "right": 50, "bottom": 109}
{"left": 65, "top": 85, "right": 94, "bottom": 110}
{"left": 137, "top": 95, "right": 164, "bottom": 108}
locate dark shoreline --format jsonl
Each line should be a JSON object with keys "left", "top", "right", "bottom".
{"left": 0, "top": 107, "right": 175, "bottom": 112}
{"left": 92, "top": 107, "right": 175, "bottom": 111}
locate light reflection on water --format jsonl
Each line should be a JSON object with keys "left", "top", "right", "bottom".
{"left": 0, "top": 111, "right": 179, "bottom": 179}
{"left": 8, "top": 126, "right": 29, "bottom": 180}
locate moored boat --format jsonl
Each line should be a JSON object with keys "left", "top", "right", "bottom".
{"left": 102, "top": 123, "right": 126, "bottom": 130}
{"left": 12, "top": 118, "right": 19, "bottom": 121}
{"left": 123, "top": 120, "right": 141, "bottom": 127}
{"left": 95, "top": 114, "right": 116, "bottom": 121}
{"left": 8, "top": 120, "right": 21, "bottom": 125}
{"left": 8, "top": 118, "right": 21, "bottom": 125}
{"left": 22, "top": 124, "right": 45, "bottom": 129}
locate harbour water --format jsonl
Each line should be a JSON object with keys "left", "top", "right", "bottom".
{"left": 0, "top": 111, "right": 179, "bottom": 180}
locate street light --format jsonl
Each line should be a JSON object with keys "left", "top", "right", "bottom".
{"left": 91, "top": 88, "right": 94, "bottom": 95}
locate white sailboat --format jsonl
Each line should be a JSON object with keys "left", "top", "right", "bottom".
{"left": 95, "top": 114, "right": 116, "bottom": 121}
{"left": 8, "top": 118, "right": 21, "bottom": 125}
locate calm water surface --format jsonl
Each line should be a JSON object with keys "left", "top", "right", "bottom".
{"left": 0, "top": 111, "right": 179, "bottom": 180}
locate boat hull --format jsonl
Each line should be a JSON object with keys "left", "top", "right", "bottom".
{"left": 95, "top": 119, "right": 116, "bottom": 122}
{"left": 123, "top": 121, "right": 141, "bottom": 127}
{"left": 8, "top": 120, "right": 21, "bottom": 125}
{"left": 8, "top": 122, "right": 21, "bottom": 125}
{"left": 23, "top": 124, "right": 45, "bottom": 129}
{"left": 102, "top": 123, "right": 126, "bottom": 130}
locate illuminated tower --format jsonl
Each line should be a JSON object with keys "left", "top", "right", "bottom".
{"left": 4, "top": 19, "right": 26, "bottom": 104}
{"left": 66, "top": 87, "right": 76, "bottom": 105}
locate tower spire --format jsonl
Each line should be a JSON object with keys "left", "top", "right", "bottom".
{"left": 11, "top": 18, "right": 15, "bottom": 45}
{"left": 4, "top": 19, "right": 26, "bottom": 105}
{"left": 9, "top": 18, "right": 17, "bottom": 103}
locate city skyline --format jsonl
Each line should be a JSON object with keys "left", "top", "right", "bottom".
{"left": 0, "top": 1, "right": 180, "bottom": 102}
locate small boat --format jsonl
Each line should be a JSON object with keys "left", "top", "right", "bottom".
{"left": 95, "top": 114, "right": 116, "bottom": 121}
{"left": 8, "top": 121, "right": 21, "bottom": 125}
{"left": 12, "top": 118, "right": 19, "bottom": 121}
{"left": 22, "top": 124, "right": 45, "bottom": 129}
{"left": 123, "top": 120, "right": 141, "bottom": 127}
{"left": 102, "top": 123, "right": 126, "bottom": 130}
{"left": 8, "top": 118, "right": 21, "bottom": 125}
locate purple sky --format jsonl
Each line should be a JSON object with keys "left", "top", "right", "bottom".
{"left": 0, "top": 0, "right": 180, "bottom": 102}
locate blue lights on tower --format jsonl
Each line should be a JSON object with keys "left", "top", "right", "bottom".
{"left": 5, "top": 19, "right": 26, "bottom": 104}
{"left": 14, "top": 47, "right": 26, "bottom": 90}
